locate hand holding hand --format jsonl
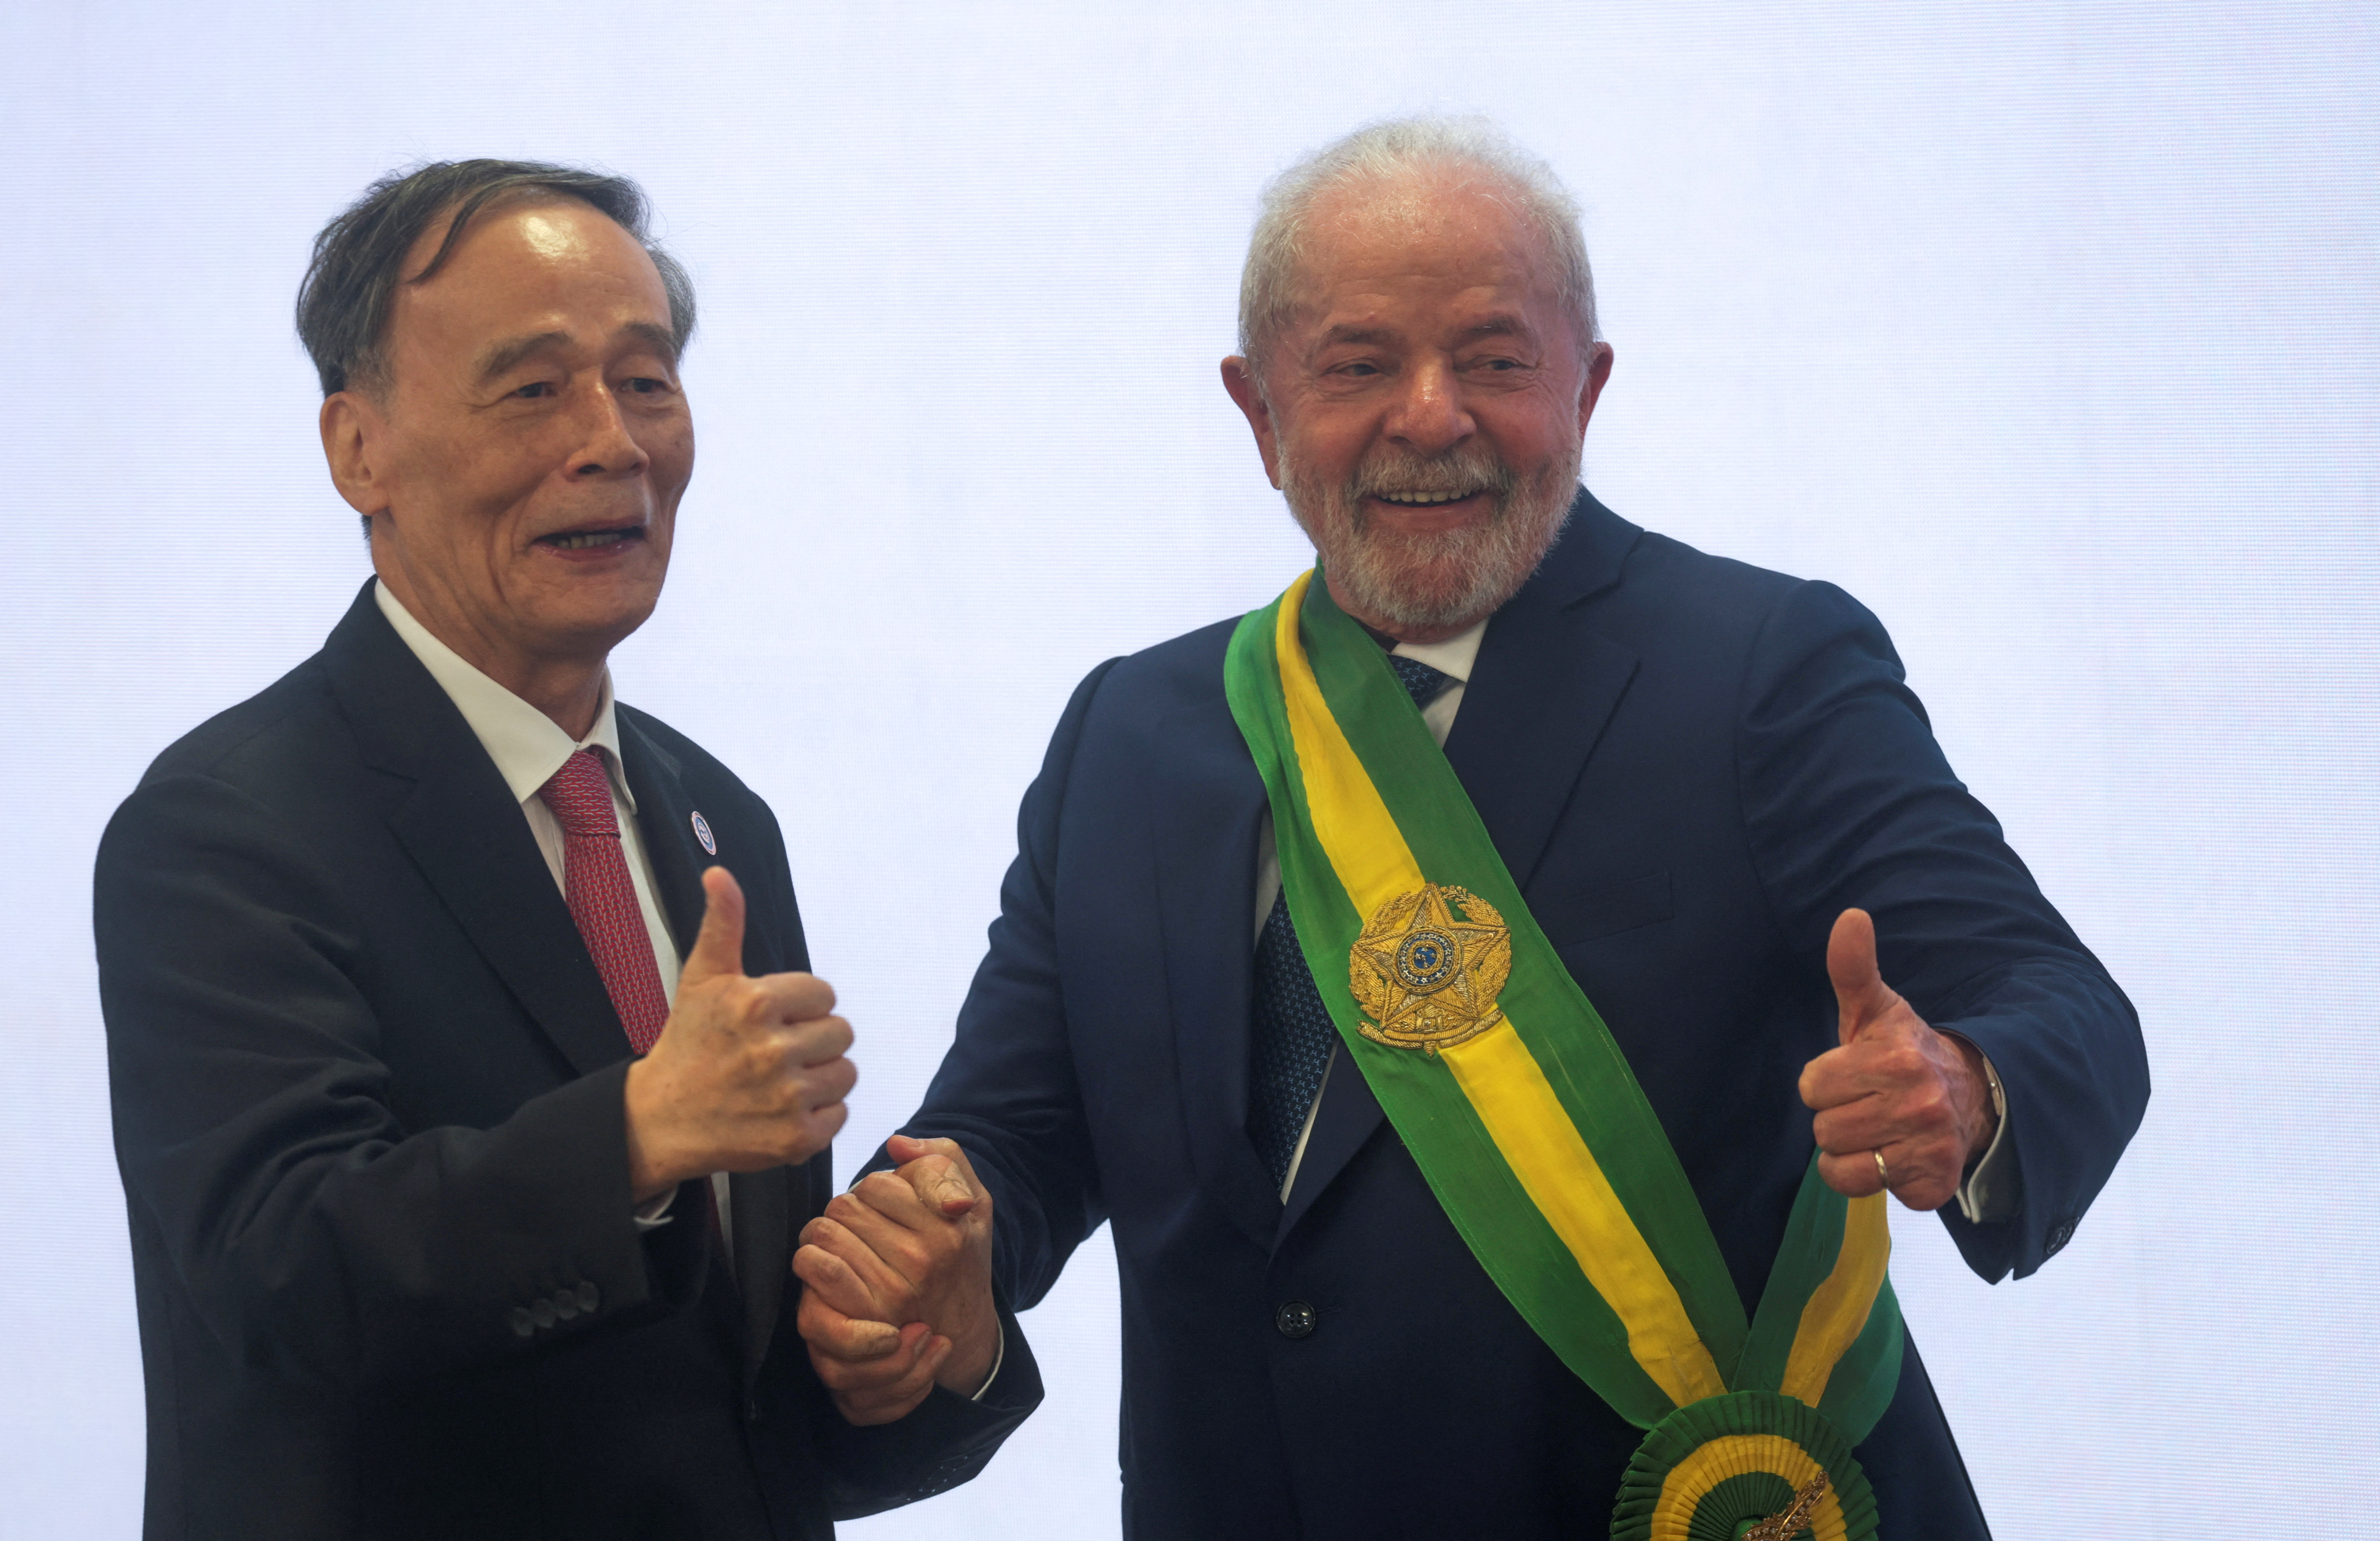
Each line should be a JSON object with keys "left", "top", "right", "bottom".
{"left": 1799, "top": 909, "right": 1998, "bottom": 1210}
{"left": 794, "top": 1135, "right": 1000, "bottom": 1425}
{"left": 621, "top": 867, "right": 856, "bottom": 1201}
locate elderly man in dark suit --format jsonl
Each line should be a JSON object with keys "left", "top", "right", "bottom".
{"left": 795, "top": 117, "right": 2147, "bottom": 1538}
{"left": 95, "top": 160, "right": 1037, "bottom": 1541}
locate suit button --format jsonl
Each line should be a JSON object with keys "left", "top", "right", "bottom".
{"left": 1275, "top": 1300, "right": 1317, "bottom": 1339}
{"left": 2047, "top": 1217, "right": 2077, "bottom": 1255}
{"left": 575, "top": 1281, "right": 600, "bottom": 1313}
{"left": 508, "top": 1307, "right": 535, "bottom": 1338}
{"left": 553, "top": 1292, "right": 579, "bottom": 1322}
{"left": 531, "top": 1298, "right": 557, "bottom": 1330}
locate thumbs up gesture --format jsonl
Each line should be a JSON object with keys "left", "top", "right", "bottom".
{"left": 621, "top": 867, "right": 858, "bottom": 1201}
{"left": 1798, "top": 909, "right": 1999, "bottom": 1210}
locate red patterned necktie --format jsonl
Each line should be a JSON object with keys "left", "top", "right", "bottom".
{"left": 537, "top": 748, "right": 670, "bottom": 1054}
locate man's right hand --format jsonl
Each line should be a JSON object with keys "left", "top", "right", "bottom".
{"left": 622, "top": 867, "right": 856, "bottom": 1201}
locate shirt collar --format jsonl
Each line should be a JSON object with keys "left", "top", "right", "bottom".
{"left": 1387, "top": 617, "right": 1487, "bottom": 683}
{"left": 373, "top": 579, "right": 634, "bottom": 812}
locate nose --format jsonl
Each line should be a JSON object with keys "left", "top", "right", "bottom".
{"left": 568, "top": 387, "right": 650, "bottom": 481}
{"left": 1382, "top": 357, "right": 1473, "bottom": 457}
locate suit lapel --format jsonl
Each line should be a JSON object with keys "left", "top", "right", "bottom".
{"left": 325, "top": 585, "right": 634, "bottom": 1080}
{"left": 1442, "top": 612, "right": 1639, "bottom": 896}
{"left": 1442, "top": 491, "right": 1643, "bottom": 893}
{"left": 1151, "top": 692, "right": 1284, "bottom": 1256}
{"left": 1277, "top": 491, "right": 1644, "bottom": 1238}
{"left": 1276, "top": 1044, "right": 1385, "bottom": 1245}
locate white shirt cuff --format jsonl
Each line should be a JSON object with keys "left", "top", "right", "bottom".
{"left": 1953, "top": 1047, "right": 2014, "bottom": 1224}
{"left": 969, "top": 1319, "right": 1006, "bottom": 1402}
{"left": 632, "top": 1187, "right": 676, "bottom": 1231}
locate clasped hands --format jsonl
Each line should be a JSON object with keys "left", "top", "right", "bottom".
{"left": 1801, "top": 908, "right": 2000, "bottom": 1210}
{"left": 793, "top": 1134, "right": 1001, "bottom": 1424}
{"left": 615, "top": 868, "right": 998, "bottom": 1424}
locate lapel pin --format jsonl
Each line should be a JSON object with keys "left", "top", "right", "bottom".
{"left": 690, "top": 811, "right": 717, "bottom": 855}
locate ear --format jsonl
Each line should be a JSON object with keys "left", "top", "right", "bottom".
{"left": 1220, "top": 356, "right": 1284, "bottom": 490}
{"left": 319, "top": 390, "right": 392, "bottom": 525}
{"left": 1577, "top": 343, "right": 1615, "bottom": 435}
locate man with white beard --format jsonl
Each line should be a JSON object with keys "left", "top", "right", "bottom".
{"left": 794, "top": 116, "right": 2146, "bottom": 1539}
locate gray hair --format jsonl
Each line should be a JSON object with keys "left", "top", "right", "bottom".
{"left": 1236, "top": 116, "right": 1598, "bottom": 374}
{"left": 296, "top": 159, "right": 696, "bottom": 399}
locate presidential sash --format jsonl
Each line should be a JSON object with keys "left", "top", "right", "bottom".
{"left": 1224, "top": 570, "right": 1905, "bottom": 1541}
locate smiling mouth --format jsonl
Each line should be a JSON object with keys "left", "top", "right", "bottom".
{"left": 1370, "top": 489, "right": 1487, "bottom": 508}
{"left": 540, "top": 527, "right": 643, "bottom": 551}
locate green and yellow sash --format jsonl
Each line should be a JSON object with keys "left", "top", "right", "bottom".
{"left": 1224, "top": 571, "right": 1905, "bottom": 1541}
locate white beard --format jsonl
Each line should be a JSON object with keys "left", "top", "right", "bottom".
{"left": 1277, "top": 432, "right": 1582, "bottom": 632}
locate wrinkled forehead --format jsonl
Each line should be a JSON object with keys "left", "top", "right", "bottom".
{"left": 380, "top": 193, "right": 669, "bottom": 375}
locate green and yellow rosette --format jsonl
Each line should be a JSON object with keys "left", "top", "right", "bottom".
{"left": 1224, "top": 571, "right": 1906, "bottom": 1540}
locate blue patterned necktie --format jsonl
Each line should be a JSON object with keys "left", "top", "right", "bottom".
{"left": 1248, "top": 653, "right": 1457, "bottom": 1191}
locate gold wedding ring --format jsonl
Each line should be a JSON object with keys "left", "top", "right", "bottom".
{"left": 1872, "top": 1149, "right": 1890, "bottom": 1189}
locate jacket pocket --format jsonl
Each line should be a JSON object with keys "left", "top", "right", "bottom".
{"left": 1529, "top": 870, "right": 1673, "bottom": 947}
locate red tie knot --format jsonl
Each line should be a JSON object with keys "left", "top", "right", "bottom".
{"left": 538, "top": 749, "right": 620, "bottom": 838}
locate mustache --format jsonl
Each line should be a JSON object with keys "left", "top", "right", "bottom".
{"left": 1346, "top": 446, "right": 1517, "bottom": 517}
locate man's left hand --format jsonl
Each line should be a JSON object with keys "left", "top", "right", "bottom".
{"left": 794, "top": 1135, "right": 1000, "bottom": 1425}
{"left": 1800, "top": 909, "right": 1998, "bottom": 1210}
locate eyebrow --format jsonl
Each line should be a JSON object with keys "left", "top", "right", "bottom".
{"left": 1456, "top": 315, "right": 1531, "bottom": 342}
{"left": 471, "top": 321, "right": 682, "bottom": 383}
{"left": 1316, "top": 324, "right": 1401, "bottom": 349}
{"left": 619, "top": 321, "right": 682, "bottom": 365}
{"left": 472, "top": 330, "right": 570, "bottom": 382}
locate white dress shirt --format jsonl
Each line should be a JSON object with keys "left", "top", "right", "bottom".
{"left": 381, "top": 584, "right": 1009, "bottom": 1398}
{"left": 374, "top": 582, "right": 729, "bottom": 1246}
{"left": 1256, "top": 617, "right": 2013, "bottom": 1222}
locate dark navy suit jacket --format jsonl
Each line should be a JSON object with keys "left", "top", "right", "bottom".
{"left": 896, "top": 492, "right": 2148, "bottom": 1538}
{"left": 96, "top": 584, "right": 1040, "bottom": 1540}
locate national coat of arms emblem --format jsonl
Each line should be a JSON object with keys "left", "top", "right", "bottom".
{"left": 1347, "top": 883, "right": 1513, "bottom": 1053}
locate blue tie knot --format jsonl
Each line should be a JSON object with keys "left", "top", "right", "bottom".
{"left": 1388, "top": 654, "right": 1457, "bottom": 709}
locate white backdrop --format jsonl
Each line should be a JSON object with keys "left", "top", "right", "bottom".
{"left": 4, "top": 1, "right": 2374, "bottom": 1535}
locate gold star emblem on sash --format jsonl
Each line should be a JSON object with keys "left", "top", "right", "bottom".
{"left": 1348, "top": 884, "right": 1513, "bottom": 1054}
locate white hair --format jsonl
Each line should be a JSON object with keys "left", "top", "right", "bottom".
{"left": 1236, "top": 115, "right": 1599, "bottom": 372}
